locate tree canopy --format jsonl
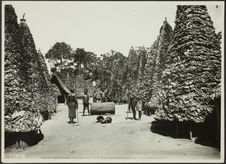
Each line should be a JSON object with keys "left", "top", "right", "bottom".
{"left": 45, "top": 42, "right": 73, "bottom": 66}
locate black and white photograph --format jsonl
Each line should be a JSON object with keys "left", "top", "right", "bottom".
{"left": 1, "top": 1, "right": 224, "bottom": 163}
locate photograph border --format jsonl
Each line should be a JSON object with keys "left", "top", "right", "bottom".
{"left": 1, "top": 0, "right": 225, "bottom": 163}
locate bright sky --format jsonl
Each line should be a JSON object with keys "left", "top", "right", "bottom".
{"left": 2, "top": 1, "right": 224, "bottom": 56}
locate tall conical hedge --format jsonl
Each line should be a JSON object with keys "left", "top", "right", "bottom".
{"left": 156, "top": 5, "right": 221, "bottom": 123}
{"left": 127, "top": 47, "right": 148, "bottom": 81}
{"left": 127, "top": 46, "right": 148, "bottom": 98}
{"left": 37, "top": 50, "right": 57, "bottom": 113}
{"left": 145, "top": 19, "right": 173, "bottom": 108}
{"left": 4, "top": 5, "right": 43, "bottom": 133}
{"left": 127, "top": 47, "right": 139, "bottom": 81}
{"left": 19, "top": 17, "right": 48, "bottom": 114}
{"left": 4, "top": 5, "right": 57, "bottom": 132}
{"left": 137, "top": 47, "right": 148, "bottom": 80}
{"left": 19, "top": 16, "right": 58, "bottom": 116}
{"left": 18, "top": 17, "right": 37, "bottom": 112}
{"left": 156, "top": 18, "right": 173, "bottom": 83}
{"left": 144, "top": 38, "right": 159, "bottom": 104}
{"left": 4, "top": 5, "right": 32, "bottom": 115}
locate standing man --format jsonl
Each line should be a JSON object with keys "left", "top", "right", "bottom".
{"left": 136, "top": 98, "right": 143, "bottom": 120}
{"left": 127, "top": 92, "right": 132, "bottom": 113}
{"left": 82, "top": 91, "right": 90, "bottom": 116}
{"left": 130, "top": 94, "right": 138, "bottom": 120}
{"left": 66, "top": 89, "right": 78, "bottom": 123}
{"left": 93, "top": 94, "right": 97, "bottom": 103}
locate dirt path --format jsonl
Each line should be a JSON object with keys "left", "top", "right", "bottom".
{"left": 4, "top": 101, "right": 220, "bottom": 162}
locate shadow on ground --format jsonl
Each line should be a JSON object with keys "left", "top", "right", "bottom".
{"left": 5, "top": 131, "right": 44, "bottom": 149}
{"left": 150, "top": 112, "right": 220, "bottom": 150}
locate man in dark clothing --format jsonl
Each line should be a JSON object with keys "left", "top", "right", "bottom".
{"left": 82, "top": 94, "right": 90, "bottom": 116}
{"left": 66, "top": 90, "right": 78, "bottom": 123}
{"left": 130, "top": 95, "right": 138, "bottom": 120}
{"left": 127, "top": 93, "right": 132, "bottom": 113}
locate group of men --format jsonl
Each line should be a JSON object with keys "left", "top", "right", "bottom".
{"left": 66, "top": 89, "right": 143, "bottom": 124}
{"left": 66, "top": 89, "right": 91, "bottom": 124}
{"left": 128, "top": 94, "right": 143, "bottom": 120}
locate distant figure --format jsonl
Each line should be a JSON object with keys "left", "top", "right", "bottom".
{"left": 93, "top": 95, "right": 97, "bottom": 103}
{"left": 89, "top": 96, "right": 93, "bottom": 104}
{"left": 66, "top": 90, "right": 78, "bottom": 123}
{"left": 102, "top": 95, "right": 107, "bottom": 102}
{"left": 127, "top": 93, "right": 132, "bottom": 113}
{"left": 130, "top": 95, "right": 138, "bottom": 120}
{"left": 82, "top": 94, "right": 90, "bottom": 116}
{"left": 136, "top": 98, "right": 143, "bottom": 120}
{"left": 96, "top": 93, "right": 102, "bottom": 103}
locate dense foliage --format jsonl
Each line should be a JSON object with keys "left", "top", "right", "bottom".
{"left": 45, "top": 42, "right": 73, "bottom": 66}
{"left": 5, "top": 5, "right": 28, "bottom": 115}
{"left": 144, "top": 19, "right": 173, "bottom": 109}
{"left": 46, "top": 48, "right": 129, "bottom": 102}
{"left": 126, "top": 46, "right": 148, "bottom": 100}
{"left": 155, "top": 6, "right": 221, "bottom": 123}
{"left": 100, "top": 51, "right": 128, "bottom": 102}
{"left": 4, "top": 5, "right": 56, "bottom": 132}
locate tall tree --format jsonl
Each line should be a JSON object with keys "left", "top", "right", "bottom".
{"left": 73, "top": 48, "right": 87, "bottom": 75}
{"left": 45, "top": 42, "right": 73, "bottom": 66}
{"left": 93, "top": 51, "right": 128, "bottom": 102}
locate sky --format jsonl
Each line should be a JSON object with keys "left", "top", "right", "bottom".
{"left": 2, "top": 1, "right": 224, "bottom": 57}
